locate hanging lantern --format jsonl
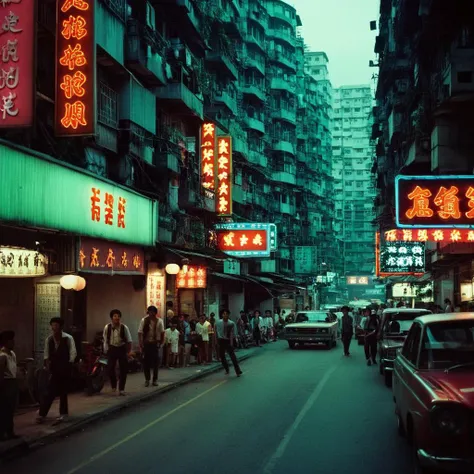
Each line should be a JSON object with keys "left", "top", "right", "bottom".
{"left": 73, "top": 276, "right": 86, "bottom": 291}
{"left": 60, "top": 275, "right": 87, "bottom": 291}
{"left": 165, "top": 263, "right": 180, "bottom": 275}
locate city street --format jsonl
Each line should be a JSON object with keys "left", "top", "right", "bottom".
{"left": 6, "top": 341, "right": 412, "bottom": 474}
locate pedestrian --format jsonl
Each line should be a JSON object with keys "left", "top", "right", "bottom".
{"left": 196, "top": 314, "right": 211, "bottom": 365}
{"left": 340, "top": 306, "right": 353, "bottom": 357}
{"left": 103, "top": 309, "right": 132, "bottom": 396}
{"left": 37, "top": 317, "right": 77, "bottom": 424}
{"left": 165, "top": 301, "right": 175, "bottom": 328}
{"left": 182, "top": 314, "right": 192, "bottom": 367}
{"left": 444, "top": 298, "right": 454, "bottom": 313}
{"left": 208, "top": 313, "right": 218, "bottom": 362}
{"left": 215, "top": 310, "right": 242, "bottom": 377}
{"left": 253, "top": 310, "right": 263, "bottom": 347}
{"left": 0, "top": 331, "right": 18, "bottom": 441}
{"left": 138, "top": 306, "right": 164, "bottom": 387}
{"left": 264, "top": 310, "right": 276, "bottom": 342}
{"left": 364, "top": 311, "right": 379, "bottom": 366}
{"left": 165, "top": 320, "right": 180, "bottom": 369}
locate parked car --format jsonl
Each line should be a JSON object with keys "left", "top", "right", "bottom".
{"left": 393, "top": 313, "right": 474, "bottom": 474}
{"left": 283, "top": 311, "right": 338, "bottom": 349}
{"left": 378, "top": 308, "right": 432, "bottom": 387}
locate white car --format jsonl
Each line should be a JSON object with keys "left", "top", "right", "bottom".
{"left": 283, "top": 311, "right": 339, "bottom": 349}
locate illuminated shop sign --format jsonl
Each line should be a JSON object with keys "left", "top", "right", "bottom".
{"left": 385, "top": 228, "right": 474, "bottom": 243}
{"left": 216, "top": 136, "right": 232, "bottom": 216}
{"left": 379, "top": 240, "right": 425, "bottom": 276}
{"left": 346, "top": 276, "right": 369, "bottom": 285}
{"left": 396, "top": 175, "right": 474, "bottom": 228}
{"left": 78, "top": 237, "right": 145, "bottom": 274}
{"left": 147, "top": 263, "right": 165, "bottom": 318}
{"left": 200, "top": 122, "right": 216, "bottom": 191}
{"left": 215, "top": 223, "right": 277, "bottom": 258}
{"left": 176, "top": 266, "right": 207, "bottom": 289}
{"left": 0, "top": 247, "right": 47, "bottom": 277}
{"left": 0, "top": 0, "right": 35, "bottom": 128}
{"left": 55, "top": 0, "right": 95, "bottom": 136}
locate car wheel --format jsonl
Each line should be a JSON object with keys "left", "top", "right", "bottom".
{"left": 384, "top": 371, "right": 392, "bottom": 388}
{"left": 288, "top": 341, "right": 296, "bottom": 349}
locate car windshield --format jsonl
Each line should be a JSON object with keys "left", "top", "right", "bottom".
{"left": 419, "top": 320, "right": 474, "bottom": 370}
{"left": 296, "top": 312, "right": 330, "bottom": 323}
{"left": 384, "top": 311, "right": 431, "bottom": 334}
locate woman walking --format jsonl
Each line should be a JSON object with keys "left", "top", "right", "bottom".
{"left": 252, "top": 310, "right": 263, "bottom": 347}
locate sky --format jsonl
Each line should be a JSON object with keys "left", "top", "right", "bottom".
{"left": 292, "top": 0, "right": 380, "bottom": 88}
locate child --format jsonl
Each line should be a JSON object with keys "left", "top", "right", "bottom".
{"left": 165, "top": 322, "right": 180, "bottom": 369}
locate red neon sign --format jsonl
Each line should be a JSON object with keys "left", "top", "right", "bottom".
{"left": 90, "top": 187, "right": 127, "bottom": 229}
{"left": 176, "top": 266, "right": 207, "bottom": 289}
{"left": 216, "top": 136, "right": 232, "bottom": 216}
{"left": 201, "top": 123, "right": 216, "bottom": 191}
{"left": 385, "top": 228, "right": 474, "bottom": 244}
{"left": 55, "top": 0, "right": 95, "bottom": 136}
{"left": 0, "top": 0, "right": 35, "bottom": 128}
{"left": 217, "top": 229, "right": 268, "bottom": 252}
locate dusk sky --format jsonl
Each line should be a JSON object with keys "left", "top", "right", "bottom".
{"left": 293, "top": 0, "right": 380, "bottom": 88}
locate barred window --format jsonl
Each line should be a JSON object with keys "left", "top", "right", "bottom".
{"left": 98, "top": 81, "right": 118, "bottom": 128}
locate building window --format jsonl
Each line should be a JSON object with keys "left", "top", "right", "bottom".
{"left": 98, "top": 81, "right": 118, "bottom": 128}
{"left": 100, "top": 0, "right": 126, "bottom": 21}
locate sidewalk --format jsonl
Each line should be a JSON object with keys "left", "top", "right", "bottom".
{"left": 1, "top": 347, "right": 256, "bottom": 461}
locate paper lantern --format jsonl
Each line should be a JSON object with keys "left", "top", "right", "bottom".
{"left": 165, "top": 263, "right": 180, "bottom": 275}
{"left": 73, "top": 276, "right": 86, "bottom": 291}
{"left": 60, "top": 275, "right": 86, "bottom": 291}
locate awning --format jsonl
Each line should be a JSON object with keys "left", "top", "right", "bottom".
{"left": 386, "top": 273, "right": 432, "bottom": 284}
{"left": 210, "top": 271, "right": 247, "bottom": 282}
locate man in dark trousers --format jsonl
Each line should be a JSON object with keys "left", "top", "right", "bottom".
{"left": 103, "top": 309, "right": 132, "bottom": 395}
{"left": 340, "top": 306, "right": 354, "bottom": 357}
{"left": 138, "top": 306, "right": 164, "bottom": 387}
{"left": 364, "top": 311, "right": 380, "bottom": 366}
{"left": 37, "top": 317, "right": 77, "bottom": 424}
{"left": 0, "top": 330, "right": 18, "bottom": 440}
{"left": 215, "top": 310, "right": 242, "bottom": 377}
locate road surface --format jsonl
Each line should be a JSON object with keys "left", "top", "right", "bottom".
{"left": 6, "top": 340, "right": 412, "bottom": 474}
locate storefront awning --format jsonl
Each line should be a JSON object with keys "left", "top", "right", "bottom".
{"left": 386, "top": 273, "right": 432, "bottom": 284}
{"left": 210, "top": 272, "right": 247, "bottom": 282}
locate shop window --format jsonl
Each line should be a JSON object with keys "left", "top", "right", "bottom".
{"left": 98, "top": 81, "right": 118, "bottom": 128}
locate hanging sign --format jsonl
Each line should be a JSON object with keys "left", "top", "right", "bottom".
{"left": 147, "top": 263, "right": 166, "bottom": 318}
{"left": 176, "top": 266, "right": 207, "bottom": 289}
{"left": 0, "top": 0, "right": 36, "bottom": 127}
{"left": 0, "top": 247, "right": 47, "bottom": 277}
{"left": 385, "top": 228, "right": 474, "bottom": 243}
{"left": 346, "top": 276, "right": 370, "bottom": 285}
{"left": 396, "top": 175, "right": 474, "bottom": 228}
{"left": 55, "top": 0, "right": 96, "bottom": 136}
{"left": 201, "top": 122, "right": 216, "bottom": 191}
{"left": 216, "top": 136, "right": 232, "bottom": 216}
{"left": 379, "top": 240, "right": 426, "bottom": 276}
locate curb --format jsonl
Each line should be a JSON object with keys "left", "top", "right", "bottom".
{"left": 1, "top": 351, "right": 254, "bottom": 463}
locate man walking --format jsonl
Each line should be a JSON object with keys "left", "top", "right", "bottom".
{"left": 37, "top": 318, "right": 77, "bottom": 424}
{"left": 103, "top": 309, "right": 132, "bottom": 395}
{"left": 340, "top": 306, "right": 354, "bottom": 357}
{"left": 0, "top": 331, "right": 18, "bottom": 440}
{"left": 215, "top": 310, "right": 242, "bottom": 377}
{"left": 364, "top": 311, "right": 379, "bottom": 366}
{"left": 138, "top": 306, "right": 164, "bottom": 387}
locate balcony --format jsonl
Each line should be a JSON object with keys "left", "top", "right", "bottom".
{"left": 271, "top": 170, "right": 296, "bottom": 185}
{"left": 154, "top": 150, "right": 180, "bottom": 174}
{"left": 270, "top": 77, "right": 296, "bottom": 95}
{"left": 96, "top": 122, "right": 118, "bottom": 153}
{"left": 96, "top": 0, "right": 126, "bottom": 65}
{"left": 233, "top": 185, "right": 245, "bottom": 204}
{"left": 271, "top": 108, "right": 296, "bottom": 124}
{"left": 178, "top": 186, "right": 214, "bottom": 212}
{"left": 212, "top": 89, "right": 238, "bottom": 115}
{"left": 248, "top": 149, "right": 267, "bottom": 167}
{"left": 268, "top": 28, "right": 296, "bottom": 48}
{"left": 268, "top": 7, "right": 295, "bottom": 28}
{"left": 125, "top": 20, "right": 167, "bottom": 86}
{"left": 280, "top": 202, "right": 296, "bottom": 215}
{"left": 268, "top": 49, "right": 297, "bottom": 72}
{"left": 242, "top": 83, "right": 266, "bottom": 102}
{"left": 206, "top": 51, "right": 239, "bottom": 80}
{"left": 156, "top": 82, "right": 204, "bottom": 119}
{"left": 296, "top": 150, "right": 307, "bottom": 163}
{"left": 272, "top": 140, "right": 295, "bottom": 155}
{"left": 244, "top": 32, "right": 266, "bottom": 53}
{"left": 244, "top": 116, "right": 265, "bottom": 134}
{"left": 232, "top": 134, "right": 249, "bottom": 156}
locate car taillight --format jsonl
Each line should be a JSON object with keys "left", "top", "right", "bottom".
{"left": 430, "top": 405, "right": 468, "bottom": 436}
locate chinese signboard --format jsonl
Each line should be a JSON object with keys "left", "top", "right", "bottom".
{"left": 0, "top": 247, "right": 47, "bottom": 277}
{"left": 78, "top": 238, "right": 145, "bottom": 274}
{"left": 35, "top": 283, "right": 61, "bottom": 360}
{"left": 396, "top": 175, "right": 474, "bottom": 228}
{"left": 346, "top": 276, "right": 370, "bottom": 285}
{"left": 0, "top": 0, "right": 35, "bottom": 127}
{"left": 200, "top": 123, "right": 215, "bottom": 191}
{"left": 215, "top": 222, "right": 277, "bottom": 257}
{"left": 224, "top": 259, "right": 241, "bottom": 275}
{"left": 379, "top": 240, "right": 425, "bottom": 276}
{"left": 216, "top": 136, "right": 232, "bottom": 216}
{"left": 385, "top": 228, "right": 474, "bottom": 243}
{"left": 176, "top": 266, "right": 207, "bottom": 289}
{"left": 147, "top": 263, "right": 166, "bottom": 318}
{"left": 55, "top": 0, "right": 96, "bottom": 136}
{"left": 294, "top": 246, "right": 317, "bottom": 274}
{"left": 0, "top": 143, "right": 158, "bottom": 245}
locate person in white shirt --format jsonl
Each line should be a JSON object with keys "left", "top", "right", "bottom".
{"left": 196, "top": 314, "right": 211, "bottom": 365}
{"left": 0, "top": 330, "right": 18, "bottom": 440}
{"left": 165, "top": 322, "right": 180, "bottom": 369}
{"left": 103, "top": 309, "right": 132, "bottom": 395}
{"left": 253, "top": 310, "right": 263, "bottom": 347}
{"left": 264, "top": 310, "right": 275, "bottom": 342}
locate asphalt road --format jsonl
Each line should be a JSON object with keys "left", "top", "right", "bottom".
{"left": 6, "top": 340, "right": 412, "bottom": 474}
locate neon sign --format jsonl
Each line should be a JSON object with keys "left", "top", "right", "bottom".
{"left": 0, "top": 0, "right": 35, "bottom": 127}
{"left": 176, "top": 266, "right": 207, "bottom": 289}
{"left": 384, "top": 228, "right": 474, "bottom": 243}
{"left": 396, "top": 176, "right": 474, "bottom": 228}
{"left": 201, "top": 122, "right": 216, "bottom": 191}
{"left": 55, "top": 0, "right": 95, "bottom": 136}
{"left": 379, "top": 240, "right": 426, "bottom": 276}
{"left": 216, "top": 136, "right": 232, "bottom": 216}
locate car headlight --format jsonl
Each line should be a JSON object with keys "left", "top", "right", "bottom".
{"left": 430, "top": 405, "right": 468, "bottom": 435}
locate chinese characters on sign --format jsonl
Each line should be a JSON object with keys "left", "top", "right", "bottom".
{"left": 0, "top": 0, "right": 35, "bottom": 127}
{"left": 379, "top": 240, "right": 426, "bottom": 275}
{"left": 55, "top": 0, "right": 95, "bottom": 136}
{"left": 346, "top": 276, "right": 369, "bottom": 285}
{"left": 90, "top": 187, "right": 126, "bottom": 229}
{"left": 396, "top": 176, "right": 474, "bottom": 227}
{"left": 176, "top": 266, "right": 207, "bottom": 289}
{"left": 147, "top": 264, "right": 165, "bottom": 318}
{"left": 79, "top": 238, "right": 144, "bottom": 274}
{"left": 215, "top": 136, "right": 232, "bottom": 216}
{"left": 35, "top": 283, "right": 61, "bottom": 358}
{"left": 0, "top": 247, "right": 47, "bottom": 277}
{"left": 384, "top": 228, "right": 474, "bottom": 243}
{"left": 200, "top": 123, "right": 216, "bottom": 191}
